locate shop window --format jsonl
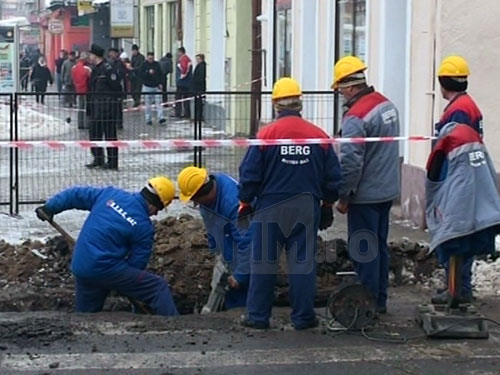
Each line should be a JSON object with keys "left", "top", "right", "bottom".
{"left": 168, "top": 1, "right": 178, "bottom": 87}
{"left": 274, "top": 0, "right": 292, "bottom": 80}
{"left": 69, "top": 7, "right": 89, "bottom": 27}
{"left": 146, "top": 6, "right": 155, "bottom": 52}
{"left": 334, "top": 0, "right": 367, "bottom": 133}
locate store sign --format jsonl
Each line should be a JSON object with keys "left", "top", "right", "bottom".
{"left": 48, "top": 19, "right": 64, "bottom": 34}
{"left": 78, "top": 0, "right": 95, "bottom": 16}
{"left": 110, "top": 0, "right": 134, "bottom": 38}
{"left": 0, "top": 27, "right": 16, "bottom": 93}
{"left": 21, "top": 28, "right": 41, "bottom": 45}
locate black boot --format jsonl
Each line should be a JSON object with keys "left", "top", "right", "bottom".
{"left": 86, "top": 159, "right": 104, "bottom": 169}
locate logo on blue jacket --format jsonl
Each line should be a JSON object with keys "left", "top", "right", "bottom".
{"left": 107, "top": 200, "right": 138, "bottom": 227}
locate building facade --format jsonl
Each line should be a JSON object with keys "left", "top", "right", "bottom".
{"left": 259, "top": 0, "right": 500, "bottom": 227}
{"left": 39, "top": 3, "right": 91, "bottom": 72}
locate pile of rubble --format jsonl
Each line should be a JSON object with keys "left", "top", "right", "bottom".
{"left": 0, "top": 215, "right": 444, "bottom": 314}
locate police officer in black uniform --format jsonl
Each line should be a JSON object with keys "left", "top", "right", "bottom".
{"left": 108, "top": 48, "right": 126, "bottom": 130}
{"left": 87, "top": 44, "right": 122, "bottom": 170}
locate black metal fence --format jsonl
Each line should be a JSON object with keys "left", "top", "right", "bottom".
{"left": 1, "top": 91, "right": 335, "bottom": 214}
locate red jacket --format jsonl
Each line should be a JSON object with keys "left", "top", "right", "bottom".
{"left": 72, "top": 61, "right": 92, "bottom": 94}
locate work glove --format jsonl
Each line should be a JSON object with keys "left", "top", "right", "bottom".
{"left": 237, "top": 202, "right": 254, "bottom": 229}
{"left": 238, "top": 202, "right": 254, "bottom": 220}
{"left": 35, "top": 205, "right": 54, "bottom": 222}
{"left": 318, "top": 204, "right": 334, "bottom": 230}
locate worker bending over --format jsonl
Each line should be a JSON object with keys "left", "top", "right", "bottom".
{"left": 239, "top": 78, "right": 341, "bottom": 330}
{"left": 426, "top": 122, "right": 500, "bottom": 303}
{"left": 432, "top": 56, "right": 484, "bottom": 304}
{"left": 35, "top": 177, "right": 179, "bottom": 316}
{"left": 333, "top": 56, "right": 400, "bottom": 314}
{"left": 177, "top": 166, "right": 251, "bottom": 311}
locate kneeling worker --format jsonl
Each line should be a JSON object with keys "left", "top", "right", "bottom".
{"left": 177, "top": 166, "right": 251, "bottom": 311}
{"left": 35, "top": 177, "right": 179, "bottom": 316}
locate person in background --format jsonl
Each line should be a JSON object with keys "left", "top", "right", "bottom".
{"left": 159, "top": 52, "right": 173, "bottom": 103}
{"left": 35, "top": 177, "right": 179, "bottom": 316}
{"left": 55, "top": 49, "right": 67, "bottom": 96}
{"left": 108, "top": 48, "right": 126, "bottom": 130}
{"left": 30, "top": 57, "right": 53, "bottom": 105}
{"left": 62, "top": 51, "right": 77, "bottom": 107}
{"left": 72, "top": 52, "right": 92, "bottom": 130}
{"left": 130, "top": 44, "right": 145, "bottom": 107}
{"left": 87, "top": 44, "right": 122, "bottom": 170}
{"left": 192, "top": 54, "right": 207, "bottom": 121}
{"left": 19, "top": 52, "right": 31, "bottom": 91}
{"left": 119, "top": 48, "right": 128, "bottom": 60}
{"left": 175, "top": 47, "right": 193, "bottom": 119}
{"left": 140, "top": 52, "right": 166, "bottom": 126}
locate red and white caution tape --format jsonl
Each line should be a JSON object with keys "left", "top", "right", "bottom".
{"left": 0, "top": 136, "right": 435, "bottom": 149}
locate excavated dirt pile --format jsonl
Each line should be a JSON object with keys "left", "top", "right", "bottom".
{"left": 0, "top": 215, "right": 438, "bottom": 314}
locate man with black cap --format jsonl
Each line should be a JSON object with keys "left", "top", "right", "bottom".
{"left": 435, "top": 55, "right": 483, "bottom": 136}
{"left": 34, "top": 176, "right": 178, "bottom": 316}
{"left": 431, "top": 55, "right": 484, "bottom": 305}
{"left": 108, "top": 47, "right": 126, "bottom": 129}
{"left": 130, "top": 44, "right": 145, "bottom": 107}
{"left": 87, "top": 44, "right": 122, "bottom": 170}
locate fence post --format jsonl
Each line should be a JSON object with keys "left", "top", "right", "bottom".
{"left": 13, "top": 93, "right": 19, "bottom": 215}
{"left": 193, "top": 94, "right": 203, "bottom": 167}
{"left": 8, "top": 94, "right": 13, "bottom": 215}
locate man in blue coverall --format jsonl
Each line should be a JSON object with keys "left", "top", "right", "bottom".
{"left": 177, "top": 166, "right": 250, "bottom": 310}
{"left": 238, "top": 77, "right": 342, "bottom": 330}
{"left": 432, "top": 56, "right": 484, "bottom": 304}
{"left": 35, "top": 177, "right": 179, "bottom": 316}
{"left": 333, "top": 56, "right": 400, "bottom": 314}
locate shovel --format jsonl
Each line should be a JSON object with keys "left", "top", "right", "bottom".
{"left": 39, "top": 210, "right": 152, "bottom": 315}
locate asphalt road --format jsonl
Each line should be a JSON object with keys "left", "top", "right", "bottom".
{"left": 1, "top": 287, "right": 499, "bottom": 375}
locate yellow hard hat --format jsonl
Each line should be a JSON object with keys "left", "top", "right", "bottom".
{"left": 438, "top": 55, "right": 470, "bottom": 77}
{"left": 272, "top": 77, "right": 302, "bottom": 101}
{"left": 332, "top": 56, "right": 367, "bottom": 89}
{"left": 177, "top": 166, "right": 208, "bottom": 202}
{"left": 148, "top": 176, "right": 175, "bottom": 208}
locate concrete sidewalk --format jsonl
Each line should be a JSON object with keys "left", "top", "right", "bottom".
{"left": 0, "top": 287, "right": 499, "bottom": 374}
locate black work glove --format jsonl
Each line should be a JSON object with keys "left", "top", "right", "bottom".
{"left": 319, "top": 204, "right": 334, "bottom": 230}
{"left": 35, "top": 205, "right": 54, "bottom": 222}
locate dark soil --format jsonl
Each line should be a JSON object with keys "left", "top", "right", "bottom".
{"left": 0, "top": 215, "right": 438, "bottom": 314}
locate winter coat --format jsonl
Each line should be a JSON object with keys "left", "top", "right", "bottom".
{"left": 89, "top": 59, "right": 122, "bottom": 119}
{"left": 130, "top": 52, "right": 145, "bottom": 81}
{"left": 176, "top": 54, "right": 193, "bottom": 88}
{"left": 338, "top": 87, "right": 400, "bottom": 204}
{"left": 159, "top": 56, "right": 173, "bottom": 76}
{"left": 55, "top": 57, "right": 65, "bottom": 74}
{"left": 199, "top": 174, "right": 252, "bottom": 285}
{"left": 140, "top": 61, "right": 163, "bottom": 88}
{"left": 31, "top": 64, "right": 53, "bottom": 91}
{"left": 192, "top": 61, "right": 206, "bottom": 93}
{"left": 72, "top": 61, "right": 91, "bottom": 94}
{"left": 434, "top": 93, "right": 483, "bottom": 136}
{"left": 426, "top": 122, "right": 500, "bottom": 253}
{"left": 239, "top": 110, "right": 341, "bottom": 204}
{"left": 61, "top": 59, "right": 76, "bottom": 86}
{"left": 44, "top": 186, "right": 155, "bottom": 279}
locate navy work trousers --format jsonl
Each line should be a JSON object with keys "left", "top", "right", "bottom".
{"left": 75, "top": 265, "right": 179, "bottom": 316}
{"left": 246, "top": 194, "right": 319, "bottom": 328}
{"left": 347, "top": 201, "right": 392, "bottom": 309}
